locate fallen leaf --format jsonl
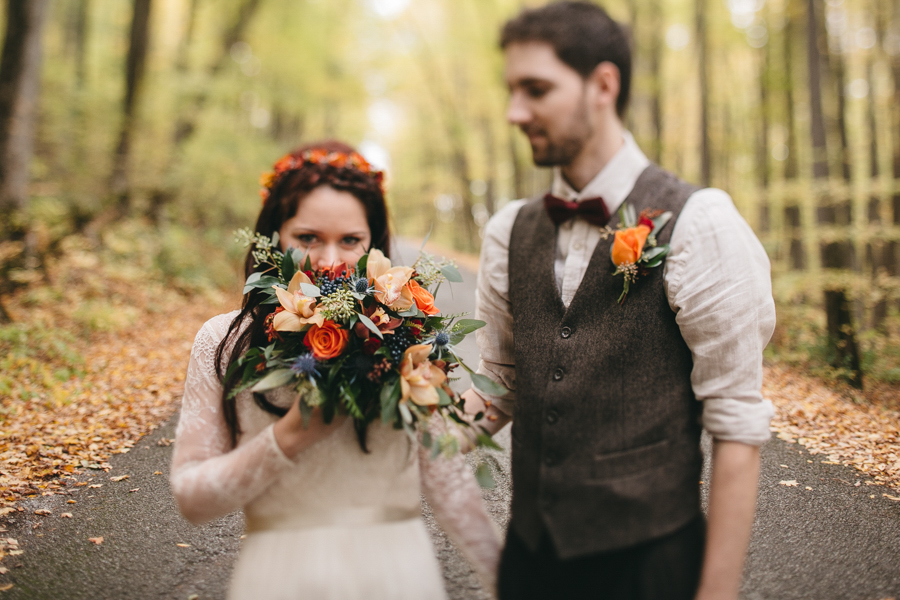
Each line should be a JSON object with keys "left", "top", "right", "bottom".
{"left": 779, "top": 464, "right": 788, "bottom": 468}
{"left": 157, "top": 438, "right": 174, "bottom": 447}
{"left": 0, "top": 566, "right": 7, "bottom": 574}
{"left": 60, "top": 513, "right": 73, "bottom": 518}
{"left": 33, "top": 509, "right": 51, "bottom": 516}
{"left": 805, "top": 486, "right": 813, "bottom": 490}
{"left": 67, "top": 500, "right": 76, "bottom": 504}
{"left": 152, "top": 471, "right": 162, "bottom": 476}
{"left": 779, "top": 480, "right": 799, "bottom": 487}
{"left": 88, "top": 537, "right": 103, "bottom": 545}
{"left": 0, "top": 583, "right": 12, "bottom": 591}
{"left": 0, "top": 509, "right": 15, "bottom": 517}
{"left": 884, "top": 494, "right": 900, "bottom": 501}
{"left": 110, "top": 475, "right": 129, "bottom": 482}
{"left": 88, "top": 484, "right": 102, "bottom": 489}
{"left": 128, "top": 488, "right": 139, "bottom": 493}
{"left": 176, "top": 543, "right": 190, "bottom": 548}
{"left": 8, "top": 550, "right": 22, "bottom": 556}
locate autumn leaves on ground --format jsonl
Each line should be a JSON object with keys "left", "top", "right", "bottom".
{"left": 1, "top": 237, "right": 899, "bottom": 546}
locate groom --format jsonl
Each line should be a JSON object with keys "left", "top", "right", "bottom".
{"left": 463, "top": 2, "right": 776, "bottom": 599}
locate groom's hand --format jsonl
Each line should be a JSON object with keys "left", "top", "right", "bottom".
{"left": 461, "top": 388, "right": 512, "bottom": 437}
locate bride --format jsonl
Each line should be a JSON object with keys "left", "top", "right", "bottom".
{"left": 170, "top": 140, "right": 501, "bottom": 599}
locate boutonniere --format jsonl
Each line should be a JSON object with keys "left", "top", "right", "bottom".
{"left": 610, "top": 204, "right": 673, "bottom": 304}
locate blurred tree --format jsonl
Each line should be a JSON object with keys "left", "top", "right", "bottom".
{"left": 695, "top": 0, "right": 710, "bottom": 186}
{"left": 109, "top": 0, "right": 153, "bottom": 214}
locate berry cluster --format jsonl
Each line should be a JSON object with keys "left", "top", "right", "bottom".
{"left": 318, "top": 272, "right": 349, "bottom": 296}
{"left": 383, "top": 327, "right": 416, "bottom": 364}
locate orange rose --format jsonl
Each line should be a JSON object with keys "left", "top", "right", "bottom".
{"left": 303, "top": 320, "right": 349, "bottom": 360}
{"left": 407, "top": 280, "right": 440, "bottom": 316}
{"left": 611, "top": 225, "right": 651, "bottom": 266}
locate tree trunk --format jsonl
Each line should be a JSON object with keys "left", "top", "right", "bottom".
{"left": 0, "top": 0, "right": 49, "bottom": 232}
{"left": 832, "top": 50, "right": 852, "bottom": 182}
{"left": 784, "top": 0, "right": 800, "bottom": 180}
{"left": 109, "top": 0, "right": 152, "bottom": 213}
{"left": 648, "top": 0, "right": 664, "bottom": 164}
{"left": 509, "top": 132, "right": 526, "bottom": 200}
{"left": 806, "top": 0, "right": 862, "bottom": 387}
{"left": 756, "top": 37, "right": 770, "bottom": 231}
{"left": 695, "top": 0, "right": 711, "bottom": 186}
{"left": 176, "top": 0, "right": 200, "bottom": 73}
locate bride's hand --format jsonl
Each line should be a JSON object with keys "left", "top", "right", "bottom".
{"left": 272, "top": 398, "right": 348, "bottom": 458}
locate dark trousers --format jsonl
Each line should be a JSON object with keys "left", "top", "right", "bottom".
{"left": 497, "top": 517, "right": 706, "bottom": 600}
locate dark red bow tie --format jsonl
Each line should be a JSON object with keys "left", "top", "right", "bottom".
{"left": 543, "top": 193, "right": 610, "bottom": 227}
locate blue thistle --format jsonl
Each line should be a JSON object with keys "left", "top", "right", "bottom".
{"left": 290, "top": 353, "right": 320, "bottom": 377}
{"left": 354, "top": 279, "right": 370, "bottom": 294}
{"left": 434, "top": 332, "right": 450, "bottom": 347}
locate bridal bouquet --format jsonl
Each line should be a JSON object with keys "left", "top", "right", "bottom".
{"left": 229, "top": 230, "right": 505, "bottom": 463}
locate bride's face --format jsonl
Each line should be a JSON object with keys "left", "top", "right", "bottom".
{"left": 278, "top": 185, "right": 372, "bottom": 270}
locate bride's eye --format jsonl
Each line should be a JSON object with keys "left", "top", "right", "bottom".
{"left": 340, "top": 236, "right": 362, "bottom": 247}
{"left": 296, "top": 234, "right": 318, "bottom": 246}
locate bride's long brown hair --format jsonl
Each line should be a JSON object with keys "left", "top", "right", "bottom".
{"left": 215, "top": 140, "right": 391, "bottom": 449}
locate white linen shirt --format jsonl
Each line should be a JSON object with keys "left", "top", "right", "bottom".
{"left": 474, "top": 133, "right": 776, "bottom": 445}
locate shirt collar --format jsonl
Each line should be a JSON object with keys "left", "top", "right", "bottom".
{"left": 550, "top": 131, "right": 650, "bottom": 217}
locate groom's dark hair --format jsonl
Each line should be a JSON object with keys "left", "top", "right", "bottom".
{"left": 500, "top": 1, "right": 632, "bottom": 118}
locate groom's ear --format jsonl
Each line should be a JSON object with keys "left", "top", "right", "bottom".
{"left": 587, "top": 61, "right": 621, "bottom": 116}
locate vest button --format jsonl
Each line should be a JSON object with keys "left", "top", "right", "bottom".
{"left": 546, "top": 410, "right": 559, "bottom": 424}
{"left": 560, "top": 327, "right": 572, "bottom": 339}
{"left": 553, "top": 368, "right": 564, "bottom": 381}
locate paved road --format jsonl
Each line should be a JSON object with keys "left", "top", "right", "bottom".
{"left": 3, "top": 243, "right": 899, "bottom": 599}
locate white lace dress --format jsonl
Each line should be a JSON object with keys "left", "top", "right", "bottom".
{"left": 170, "top": 312, "right": 499, "bottom": 600}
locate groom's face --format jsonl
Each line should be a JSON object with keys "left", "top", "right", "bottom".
{"left": 504, "top": 42, "right": 594, "bottom": 167}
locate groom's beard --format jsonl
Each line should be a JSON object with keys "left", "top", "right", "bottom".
{"left": 522, "top": 97, "right": 593, "bottom": 167}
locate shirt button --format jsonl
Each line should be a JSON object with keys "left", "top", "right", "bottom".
{"left": 546, "top": 410, "right": 559, "bottom": 424}
{"left": 560, "top": 327, "right": 572, "bottom": 339}
{"left": 553, "top": 368, "right": 564, "bottom": 381}
{"left": 573, "top": 242, "right": 583, "bottom": 251}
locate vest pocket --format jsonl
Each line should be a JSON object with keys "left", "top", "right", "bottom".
{"left": 590, "top": 438, "right": 671, "bottom": 481}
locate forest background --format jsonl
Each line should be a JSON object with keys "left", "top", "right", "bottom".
{"left": 0, "top": 0, "right": 899, "bottom": 448}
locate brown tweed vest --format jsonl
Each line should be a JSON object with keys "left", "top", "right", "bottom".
{"left": 507, "top": 164, "right": 703, "bottom": 559}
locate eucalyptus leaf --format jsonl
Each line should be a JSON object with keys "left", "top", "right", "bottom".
{"left": 245, "top": 272, "right": 262, "bottom": 285}
{"left": 471, "top": 372, "right": 509, "bottom": 396}
{"left": 452, "top": 319, "right": 486, "bottom": 335}
{"left": 303, "top": 254, "right": 312, "bottom": 271}
{"left": 475, "top": 462, "right": 496, "bottom": 489}
{"left": 397, "top": 306, "right": 419, "bottom": 317}
{"left": 271, "top": 231, "right": 280, "bottom": 248}
{"left": 641, "top": 246, "right": 667, "bottom": 261}
{"left": 651, "top": 211, "right": 673, "bottom": 234}
{"left": 476, "top": 433, "right": 504, "bottom": 451}
{"left": 356, "top": 253, "right": 368, "bottom": 274}
{"left": 299, "top": 283, "right": 321, "bottom": 297}
{"left": 250, "top": 369, "right": 295, "bottom": 392}
{"left": 398, "top": 402, "right": 413, "bottom": 425}
{"left": 436, "top": 387, "right": 453, "bottom": 407}
{"left": 261, "top": 295, "right": 282, "bottom": 305}
{"left": 440, "top": 264, "right": 463, "bottom": 283}
{"left": 380, "top": 378, "right": 401, "bottom": 423}
{"left": 357, "top": 312, "right": 384, "bottom": 339}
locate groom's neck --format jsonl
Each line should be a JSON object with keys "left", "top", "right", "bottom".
{"left": 560, "top": 118, "right": 625, "bottom": 192}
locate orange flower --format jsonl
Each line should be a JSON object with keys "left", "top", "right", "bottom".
{"left": 399, "top": 344, "right": 446, "bottom": 406}
{"left": 303, "top": 320, "right": 349, "bottom": 360}
{"left": 407, "top": 280, "right": 439, "bottom": 316}
{"left": 611, "top": 225, "right": 651, "bottom": 266}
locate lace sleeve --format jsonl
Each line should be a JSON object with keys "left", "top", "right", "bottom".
{"left": 418, "top": 417, "right": 502, "bottom": 593}
{"left": 170, "top": 314, "right": 295, "bottom": 525}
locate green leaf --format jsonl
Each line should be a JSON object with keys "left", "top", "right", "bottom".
{"left": 476, "top": 433, "right": 503, "bottom": 451}
{"left": 357, "top": 312, "right": 384, "bottom": 339}
{"left": 380, "top": 378, "right": 401, "bottom": 423}
{"left": 356, "top": 253, "right": 368, "bottom": 274}
{"left": 470, "top": 372, "right": 508, "bottom": 396}
{"left": 422, "top": 431, "right": 433, "bottom": 448}
{"left": 303, "top": 254, "right": 312, "bottom": 271}
{"left": 452, "top": 319, "right": 486, "bottom": 335}
{"left": 271, "top": 231, "right": 280, "bottom": 248}
{"left": 245, "top": 272, "right": 262, "bottom": 285}
{"left": 250, "top": 369, "right": 295, "bottom": 392}
{"left": 397, "top": 306, "right": 419, "bottom": 318}
{"left": 651, "top": 211, "right": 673, "bottom": 234}
{"left": 475, "top": 462, "right": 496, "bottom": 489}
{"left": 281, "top": 248, "right": 296, "bottom": 283}
{"left": 299, "top": 283, "right": 321, "bottom": 297}
{"left": 398, "top": 402, "right": 413, "bottom": 425}
{"left": 440, "top": 264, "right": 463, "bottom": 283}
{"left": 436, "top": 387, "right": 453, "bottom": 407}
{"left": 641, "top": 246, "right": 667, "bottom": 262}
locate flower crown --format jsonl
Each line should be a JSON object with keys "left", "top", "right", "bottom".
{"left": 259, "top": 149, "right": 384, "bottom": 202}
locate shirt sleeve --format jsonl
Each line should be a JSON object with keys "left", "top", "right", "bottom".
{"left": 472, "top": 200, "right": 525, "bottom": 416}
{"left": 169, "top": 315, "right": 296, "bottom": 524}
{"left": 664, "top": 189, "right": 776, "bottom": 446}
